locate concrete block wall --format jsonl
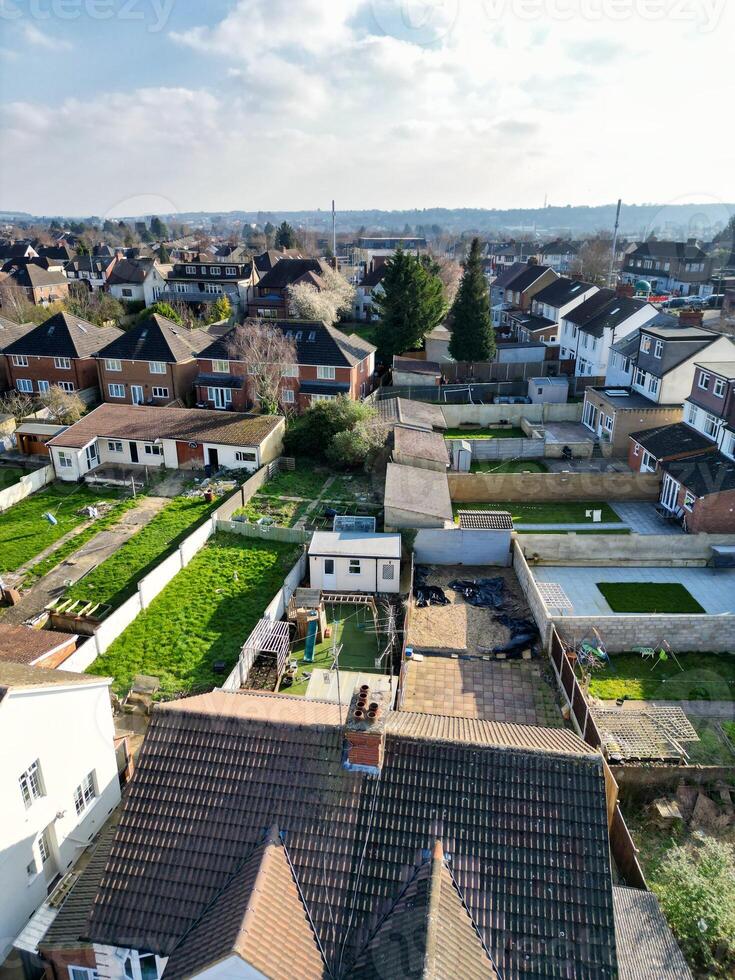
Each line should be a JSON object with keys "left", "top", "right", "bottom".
{"left": 441, "top": 402, "right": 582, "bottom": 427}
{"left": 518, "top": 532, "right": 735, "bottom": 565}
{"left": 553, "top": 613, "right": 735, "bottom": 653}
{"left": 512, "top": 541, "right": 551, "bottom": 646}
{"left": 0, "top": 463, "right": 54, "bottom": 511}
{"left": 449, "top": 471, "right": 660, "bottom": 503}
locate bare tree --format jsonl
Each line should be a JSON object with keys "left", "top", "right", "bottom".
{"left": 0, "top": 390, "right": 35, "bottom": 424}
{"left": 0, "top": 279, "right": 32, "bottom": 322}
{"left": 434, "top": 256, "right": 463, "bottom": 305}
{"left": 227, "top": 319, "right": 298, "bottom": 415}
{"left": 571, "top": 234, "right": 615, "bottom": 285}
{"left": 39, "top": 386, "right": 86, "bottom": 424}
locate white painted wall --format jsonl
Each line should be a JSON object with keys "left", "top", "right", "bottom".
{"left": 108, "top": 282, "right": 145, "bottom": 303}
{"left": 50, "top": 443, "right": 94, "bottom": 481}
{"left": 189, "top": 954, "right": 267, "bottom": 979}
{"left": 203, "top": 443, "right": 260, "bottom": 472}
{"left": 0, "top": 465, "right": 54, "bottom": 512}
{"left": 0, "top": 680, "right": 120, "bottom": 959}
{"left": 308, "top": 554, "right": 400, "bottom": 593}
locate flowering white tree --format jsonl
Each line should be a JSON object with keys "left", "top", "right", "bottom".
{"left": 227, "top": 319, "right": 298, "bottom": 415}
{"left": 288, "top": 266, "right": 356, "bottom": 324}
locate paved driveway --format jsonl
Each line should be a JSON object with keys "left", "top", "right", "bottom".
{"left": 609, "top": 501, "right": 683, "bottom": 535}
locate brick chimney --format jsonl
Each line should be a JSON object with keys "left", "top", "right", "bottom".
{"left": 343, "top": 684, "right": 390, "bottom": 773}
{"left": 616, "top": 282, "right": 634, "bottom": 298}
{"left": 679, "top": 310, "right": 704, "bottom": 327}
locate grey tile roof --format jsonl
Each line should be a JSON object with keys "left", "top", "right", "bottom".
{"left": 393, "top": 356, "right": 443, "bottom": 375}
{"left": 0, "top": 313, "right": 36, "bottom": 351}
{"left": 578, "top": 298, "right": 651, "bottom": 339}
{"left": 660, "top": 449, "right": 735, "bottom": 496}
{"left": 99, "top": 314, "right": 210, "bottom": 363}
{"left": 394, "top": 425, "right": 449, "bottom": 464}
{"left": 533, "top": 277, "right": 595, "bottom": 308}
{"left": 613, "top": 886, "right": 692, "bottom": 980}
{"left": 201, "top": 320, "right": 375, "bottom": 369}
{"left": 377, "top": 398, "right": 446, "bottom": 431}
{"left": 78, "top": 690, "right": 615, "bottom": 979}
{"left": 257, "top": 258, "right": 328, "bottom": 290}
{"left": 503, "top": 264, "right": 552, "bottom": 293}
{"left": 5, "top": 312, "right": 123, "bottom": 359}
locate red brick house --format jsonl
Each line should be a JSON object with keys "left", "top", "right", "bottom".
{"left": 4, "top": 312, "right": 123, "bottom": 396}
{"left": 195, "top": 319, "right": 376, "bottom": 412}
{"left": 96, "top": 313, "right": 210, "bottom": 406}
{"left": 0, "top": 314, "right": 35, "bottom": 391}
{"left": 0, "top": 262, "right": 69, "bottom": 305}
{"left": 247, "top": 258, "right": 329, "bottom": 319}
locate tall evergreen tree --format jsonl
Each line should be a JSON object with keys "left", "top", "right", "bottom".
{"left": 275, "top": 221, "right": 296, "bottom": 249}
{"left": 448, "top": 237, "right": 495, "bottom": 362}
{"left": 375, "top": 249, "right": 446, "bottom": 359}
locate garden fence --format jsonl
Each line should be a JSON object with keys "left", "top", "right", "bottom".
{"left": 216, "top": 518, "right": 311, "bottom": 546}
{"left": 0, "top": 463, "right": 54, "bottom": 512}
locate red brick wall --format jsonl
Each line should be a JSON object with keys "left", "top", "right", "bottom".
{"left": 41, "top": 945, "right": 97, "bottom": 980}
{"left": 627, "top": 439, "right": 644, "bottom": 472}
{"left": 345, "top": 730, "right": 384, "bottom": 769}
{"left": 7, "top": 355, "right": 97, "bottom": 392}
{"left": 679, "top": 485, "right": 735, "bottom": 533}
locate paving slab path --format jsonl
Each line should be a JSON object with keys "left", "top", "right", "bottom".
{"left": 1, "top": 495, "right": 168, "bottom": 625}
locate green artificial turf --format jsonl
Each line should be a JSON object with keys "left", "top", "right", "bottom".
{"left": 596, "top": 582, "right": 705, "bottom": 614}
{"left": 23, "top": 497, "right": 139, "bottom": 585}
{"left": 444, "top": 426, "right": 526, "bottom": 439}
{"left": 586, "top": 651, "right": 735, "bottom": 701}
{"left": 88, "top": 534, "right": 299, "bottom": 697}
{"left": 0, "top": 483, "right": 121, "bottom": 573}
{"left": 452, "top": 501, "right": 622, "bottom": 524}
{"left": 469, "top": 460, "right": 548, "bottom": 474}
{"left": 284, "top": 603, "right": 387, "bottom": 696}
{"left": 66, "top": 495, "right": 221, "bottom": 608}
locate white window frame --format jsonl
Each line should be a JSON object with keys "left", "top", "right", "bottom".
{"left": 641, "top": 336, "right": 652, "bottom": 353}
{"left": 632, "top": 442, "right": 640, "bottom": 456}
{"left": 235, "top": 450, "right": 256, "bottom": 463}
{"left": 713, "top": 378, "right": 726, "bottom": 398}
{"left": 108, "top": 383, "right": 125, "bottom": 399}
{"left": 58, "top": 381, "right": 75, "bottom": 392}
{"left": 282, "top": 364, "right": 299, "bottom": 378}
{"left": 69, "top": 968, "right": 99, "bottom": 980}
{"left": 225, "top": 266, "right": 236, "bottom": 276}
{"left": 73, "top": 771, "right": 97, "bottom": 816}
{"left": 281, "top": 388, "right": 295, "bottom": 404}
{"left": 151, "top": 387, "right": 169, "bottom": 399}
{"left": 19, "top": 759, "right": 44, "bottom": 808}
{"left": 38, "top": 380, "right": 50, "bottom": 393}
{"left": 11, "top": 354, "right": 28, "bottom": 367}
{"left": 37, "top": 827, "right": 51, "bottom": 865}
{"left": 683, "top": 491, "right": 696, "bottom": 512}
{"left": 149, "top": 361, "right": 166, "bottom": 374}
{"left": 123, "top": 951, "right": 160, "bottom": 980}
{"left": 685, "top": 402, "right": 698, "bottom": 425}
{"left": 698, "top": 372, "right": 710, "bottom": 390}
{"left": 703, "top": 413, "right": 719, "bottom": 438}
{"left": 311, "top": 393, "right": 336, "bottom": 403}
{"left": 143, "top": 443, "right": 162, "bottom": 456}
{"left": 317, "top": 366, "right": 336, "bottom": 380}
{"left": 107, "top": 440, "right": 123, "bottom": 453}
{"left": 641, "top": 451, "right": 655, "bottom": 471}
{"left": 54, "top": 356, "right": 71, "bottom": 369}
{"left": 17, "top": 378, "right": 33, "bottom": 393}
{"left": 57, "top": 451, "right": 73, "bottom": 469}
{"left": 647, "top": 375, "right": 660, "bottom": 396}
{"left": 210, "top": 266, "right": 221, "bottom": 276}
{"left": 349, "top": 559, "right": 361, "bottom": 575}
{"left": 212, "top": 359, "right": 230, "bottom": 373}
{"left": 105, "top": 358, "right": 122, "bottom": 372}
{"left": 185, "top": 265, "right": 196, "bottom": 274}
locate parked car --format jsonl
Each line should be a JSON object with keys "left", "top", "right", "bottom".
{"left": 663, "top": 297, "right": 687, "bottom": 309}
{"left": 707, "top": 293, "right": 724, "bottom": 309}
{"left": 685, "top": 296, "right": 706, "bottom": 309}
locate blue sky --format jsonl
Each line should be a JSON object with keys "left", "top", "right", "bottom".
{"left": 1, "top": 1, "right": 732, "bottom": 218}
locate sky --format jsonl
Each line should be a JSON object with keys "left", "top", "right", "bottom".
{"left": 0, "top": 0, "right": 733, "bottom": 218}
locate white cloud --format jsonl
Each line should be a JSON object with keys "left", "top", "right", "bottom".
{"left": 22, "top": 24, "right": 73, "bottom": 52}
{"left": 1, "top": 0, "right": 734, "bottom": 213}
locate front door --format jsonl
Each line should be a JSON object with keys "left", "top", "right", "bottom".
{"left": 208, "top": 447, "right": 219, "bottom": 469}
{"left": 323, "top": 558, "right": 337, "bottom": 589}
{"left": 660, "top": 473, "right": 680, "bottom": 512}
{"left": 130, "top": 442, "right": 139, "bottom": 463}
{"left": 131, "top": 385, "right": 144, "bottom": 405}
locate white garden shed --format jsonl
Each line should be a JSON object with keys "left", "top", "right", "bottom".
{"left": 308, "top": 531, "right": 402, "bottom": 594}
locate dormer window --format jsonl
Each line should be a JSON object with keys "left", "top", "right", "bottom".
{"left": 210, "top": 267, "right": 221, "bottom": 276}
{"left": 641, "top": 336, "right": 652, "bottom": 353}
{"left": 653, "top": 340, "right": 663, "bottom": 358}
{"left": 185, "top": 265, "right": 195, "bottom": 274}
{"left": 698, "top": 372, "right": 710, "bottom": 390}
{"left": 225, "top": 266, "right": 236, "bottom": 276}
{"left": 713, "top": 378, "right": 725, "bottom": 398}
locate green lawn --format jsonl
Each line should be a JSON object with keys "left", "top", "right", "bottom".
{"left": 233, "top": 494, "right": 310, "bottom": 528}
{"left": 723, "top": 720, "right": 735, "bottom": 745}
{"left": 23, "top": 497, "right": 139, "bottom": 585}
{"left": 66, "top": 495, "right": 222, "bottom": 608}
{"left": 445, "top": 426, "right": 526, "bottom": 439}
{"left": 597, "top": 582, "right": 705, "bottom": 614}
{"left": 470, "top": 460, "right": 548, "bottom": 474}
{"left": 284, "top": 603, "right": 387, "bottom": 696}
{"left": 258, "top": 460, "right": 329, "bottom": 500}
{"left": 0, "top": 483, "right": 121, "bottom": 573}
{"left": 88, "top": 534, "right": 299, "bottom": 697}
{"left": 586, "top": 651, "right": 735, "bottom": 701}
{"left": 0, "top": 466, "right": 25, "bottom": 488}
{"left": 342, "top": 321, "right": 380, "bottom": 347}
{"left": 452, "top": 501, "right": 622, "bottom": 524}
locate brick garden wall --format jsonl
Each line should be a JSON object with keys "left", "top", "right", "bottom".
{"left": 449, "top": 470, "right": 661, "bottom": 503}
{"left": 552, "top": 613, "right": 735, "bottom": 653}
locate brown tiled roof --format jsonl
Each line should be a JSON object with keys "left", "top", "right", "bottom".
{"left": 457, "top": 510, "right": 514, "bottom": 530}
{"left": 0, "top": 625, "right": 76, "bottom": 666}
{"left": 0, "top": 661, "right": 108, "bottom": 699}
{"left": 47, "top": 403, "right": 283, "bottom": 450}
{"left": 163, "top": 826, "right": 325, "bottom": 980}
{"left": 393, "top": 425, "right": 449, "bottom": 465}
{"left": 82, "top": 690, "right": 616, "bottom": 979}
{"left": 351, "top": 840, "right": 498, "bottom": 979}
